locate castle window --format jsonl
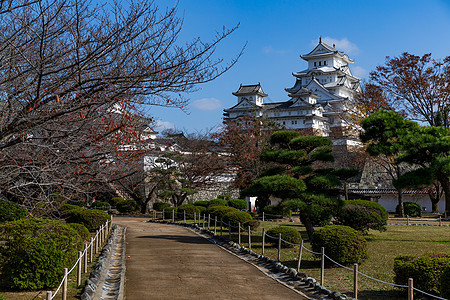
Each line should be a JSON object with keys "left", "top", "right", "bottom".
{"left": 319, "top": 61, "right": 322, "bottom": 66}
{"left": 324, "top": 61, "right": 327, "bottom": 66}
{"left": 314, "top": 62, "right": 316, "bottom": 67}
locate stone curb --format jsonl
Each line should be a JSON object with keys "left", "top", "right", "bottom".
{"left": 80, "top": 225, "right": 125, "bottom": 300}
{"left": 149, "top": 219, "right": 355, "bottom": 300}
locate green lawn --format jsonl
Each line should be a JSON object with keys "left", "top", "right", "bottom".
{"left": 221, "top": 221, "right": 450, "bottom": 300}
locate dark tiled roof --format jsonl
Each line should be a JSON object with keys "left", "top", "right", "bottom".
{"left": 349, "top": 189, "right": 428, "bottom": 195}
{"left": 232, "top": 83, "right": 268, "bottom": 97}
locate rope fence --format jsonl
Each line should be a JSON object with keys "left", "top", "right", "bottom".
{"left": 45, "top": 219, "right": 112, "bottom": 300}
{"left": 153, "top": 209, "right": 448, "bottom": 300}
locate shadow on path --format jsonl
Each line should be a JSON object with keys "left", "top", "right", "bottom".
{"left": 136, "top": 234, "right": 211, "bottom": 245}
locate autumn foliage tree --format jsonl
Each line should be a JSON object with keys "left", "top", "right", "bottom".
{"left": 0, "top": 0, "right": 241, "bottom": 215}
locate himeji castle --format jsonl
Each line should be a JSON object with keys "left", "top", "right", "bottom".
{"left": 223, "top": 37, "right": 362, "bottom": 147}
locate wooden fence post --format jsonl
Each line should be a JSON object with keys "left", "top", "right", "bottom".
{"left": 77, "top": 251, "right": 82, "bottom": 286}
{"left": 220, "top": 218, "right": 223, "bottom": 236}
{"left": 262, "top": 211, "right": 265, "bottom": 222}
{"left": 248, "top": 226, "right": 251, "bottom": 250}
{"left": 46, "top": 291, "right": 52, "bottom": 300}
{"left": 172, "top": 209, "right": 175, "bottom": 222}
{"left": 228, "top": 221, "right": 231, "bottom": 240}
{"left": 214, "top": 216, "right": 217, "bottom": 235}
{"left": 183, "top": 211, "right": 186, "bottom": 223}
{"left": 162, "top": 209, "right": 165, "bottom": 221}
{"left": 90, "top": 237, "right": 94, "bottom": 263}
{"left": 262, "top": 228, "right": 265, "bottom": 255}
{"left": 408, "top": 278, "right": 413, "bottom": 300}
{"left": 203, "top": 214, "right": 206, "bottom": 228}
{"left": 238, "top": 222, "right": 241, "bottom": 245}
{"left": 297, "top": 240, "right": 303, "bottom": 272}
{"left": 194, "top": 212, "right": 196, "bottom": 224}
{"left": 277, "top": 233, "right": 282, "bottom": 261}
{"left": 407, "top": 215, "right": 410, "bottom": 226}
{"left": 353, "top": 263, "right": 358, "bottom": 299}
{"left": 62, "top": 267, "right": 68, "bottom": 300}
{"left": 320, "top": 247, "right": 325, "bottom": 286}
{"left": 84, "top": 243, "right": 88, "bottom": 273}
{"left": 208, "top": 214, "right": 211, "bottom": 229}
{"left": 439, "top": 215, "right": 442, "bottom": 226}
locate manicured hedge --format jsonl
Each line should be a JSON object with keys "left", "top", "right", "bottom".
{"left": 311, "top": 225, "right": 368, "bottom": 265}
{"left": 67, "top": 223, "right": 90, "bottom": 241}
{"left": 153, "top": 202, "right": 171, "bottom": 211}
{"left": 116, "top": 200, "right": 137, "bottom": 213}
{"left": 396, "top": 202, "right": 422, "bottom": 217}
{"left": 208, "top": 198, "right": 228, "bottom": 207}
{"left": 0, "top": 218, "right": 83, "bottom": 290}
{"left": 193, "top": 200, "right": 210, "bottom": 208}
{"left": 109, "top": 197, "right": 124, "bottom": 207}
{"left": 441, "top": 266, "right": 450, "bottom": 299}
{"left": 177, "top": 204, "right": 200, "bottom": 217}
{"left": 228, "top": 199, "right": 248, "bottom": 210}
{"left": 335, "top": 199, "right": 388, "bottom": 233}
{"left": 266, "top": 226, "right": 300, "bottom": 247}
{"left": 65, "top": 209, "right": 110, "bottom": 231}
{"left": 394, "top": 253, "right": 450, "bottom": 296}
{"left": 0, "top": 199, "right": 27, "bottom": 222}
{"left": 91, "top": 201, "right": 111, "bottom": 210}
{"left": 163, "top": 207, "right": 177, "bottom": 219}
{"left": 207, "top": 205, "right": 237, "bottom": 219}
{"left": 223, "top": 211, "right": 258, "bottom": 230}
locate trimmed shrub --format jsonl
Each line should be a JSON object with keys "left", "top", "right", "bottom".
{"left": 223, "top": 211, "right": 258, "bottom": 230}
{"left": 153, "top": 202, "right": 171, "bottom": 211}
{"left": 70, "top": 200, "right": 87, "bottom": 207}
{"left": 208, "top": 198, "right": 228, "bottom": 207}
{"left": 441, "top": 266, "right": 450, "bottom": 299}
{"left": 91, "top": 201, "right": 111, "bottom": 210}
{"left": 163, "top": 207, "right": 177, "bottom": 219}
{"left": 0, "top": 218, "right": 83, "bottom": 290}
{"left": 61, "top": 204, "right": 82, "bottom": 214}
{"left": 311, "top": 225, "right": 368, "bottom": 265}
{"left": 228, "top": 199, "right": 248, "bottom": 210}
{"left": 67, "top": 223, "right": 90, "bottom": 241}
{"left": 306, "top": 203, "right": 332, "bottom": 226}
{"left": 193, "top": 200, "right": 209, "bottom": 208}
{"left": 65, "top": 209, "right": 110, "bottom": 232}
{"left": 335, "top": 200, "right": 388, "bottom": 233}
{"left": 177, "top": 204, "right": 199, "bottom": 217}
{"left": 263, "top": 205, "right": 290, "bottom": 219}
{"left": 109, "top": 197, "right": 124, "bottom": 207}
{"left": 266, "top": 226, "right": 300, "bottom": 247}
{"left": 195, "top": 206, "right": 207, "bottom": 214}
{"left": 116, "top": 200, "right": 137, "bottom": 213}
{"left": 0, "top": 199, "right": 27, "bottom": 222}
{"left": 207, "top": 205, "right": 237, "bottom": 219}
{"left": 396, "top": 202, "right": 422, "bottom": 217}
{"left": 394, "top": 253, "right": 450, "bottom": 296}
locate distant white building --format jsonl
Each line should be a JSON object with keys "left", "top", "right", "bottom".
{"left": 223, "top": 37, "right": 362, "bottom": 146}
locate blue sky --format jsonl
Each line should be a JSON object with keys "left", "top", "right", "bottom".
{"left": 148, "top": 0, "right": 450, "bottom": 134}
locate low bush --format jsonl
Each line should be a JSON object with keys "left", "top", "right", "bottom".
{"left": 311, "top": 225, "right": 368, "bottom": 265}
{"left": 396, "top": 202, "right": 422, "bottom": 217}
{"left": 441, "top": 266, "right": 450, "bottom": 299}
{"left": 70, "top": 200, "right": 87, "bottom": 207}
{"left": 266, "top": 226, "right": 300, "bottom": 247}
{"left": 65, "top": 209, "right": 110, "bottom": 231}
{"left": 0, "top": 218, "right": 83, "bottom": 290}
{"left": 193, "top": 200, "right": 210, "bottom": 208}
{"left": 60, "top": 204, "right": 81, "bottom": 214}
{"left": 335, "top": 199, "right": 388, "bottom": 233}
{"left": 67, "top": 223, "right": 90, "bottom": 241}
{"left": 394, "top": 253, "right": 450, "bottom": 296}
{"left": 306, "top": 203, "right": 332, "bottom": 226}
{"left": 228, "top": 199, "right": 248, "bottom": 210}
{"left": 207, "top": 205, "right": 237, "bottom": 219}
{"left": 177, "top": 204, "right": 199, "bottom": 218}
{"left": 163, "top": 207, "right": 177, "bottom": 219}
{"left": 262, "top": 205, "right": 290, "bottom": 219}
{"left": 195, "top": 206, "right": 207, "bottom": 214}
{"left": 223, "top": 211, "right": 258, "bottom": 230}
{"left": 0, "top": 199, "right": 27, "bottom": 222}
{"left": 109, "top": 197, "right": 124, "bottom": 207}
{"left": 208, "top": 198, "right": 228, "bottom": 207}
{"left": 116, "top": 200, "right": 137, "bottom": 213}
{"left": 91, "top": 201, "right": 111, "bottom": 210}
{"left": 153, "top": 202, "right": 171, "bottom": 211}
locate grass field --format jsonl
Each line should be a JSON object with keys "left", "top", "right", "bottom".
{"left": 229, "top": 221, "right": 450, "bottom": 300}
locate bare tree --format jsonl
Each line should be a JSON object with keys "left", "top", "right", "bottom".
{"left": 0, "top": 0, "right": 241, "bottom": 214}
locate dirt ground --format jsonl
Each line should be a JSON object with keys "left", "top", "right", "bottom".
{"left": 113, "top": 216, "right": 309, "bottom": 300}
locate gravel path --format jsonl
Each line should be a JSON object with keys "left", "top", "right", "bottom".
{"left": 113, "top": 216, "right": 309, "bottom": 300}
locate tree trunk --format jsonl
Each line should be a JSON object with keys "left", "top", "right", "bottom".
{"left": 397, "top": 188, "right": 404, "bottom": 217}
{"left": 344, "top": 182, "right": 348, "bottom": 200}
{"left": 299, "top": 211, "right": 315, "bottom": 240}
{"left": 437, "top": 173, "right": 450, "bottom": 216}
